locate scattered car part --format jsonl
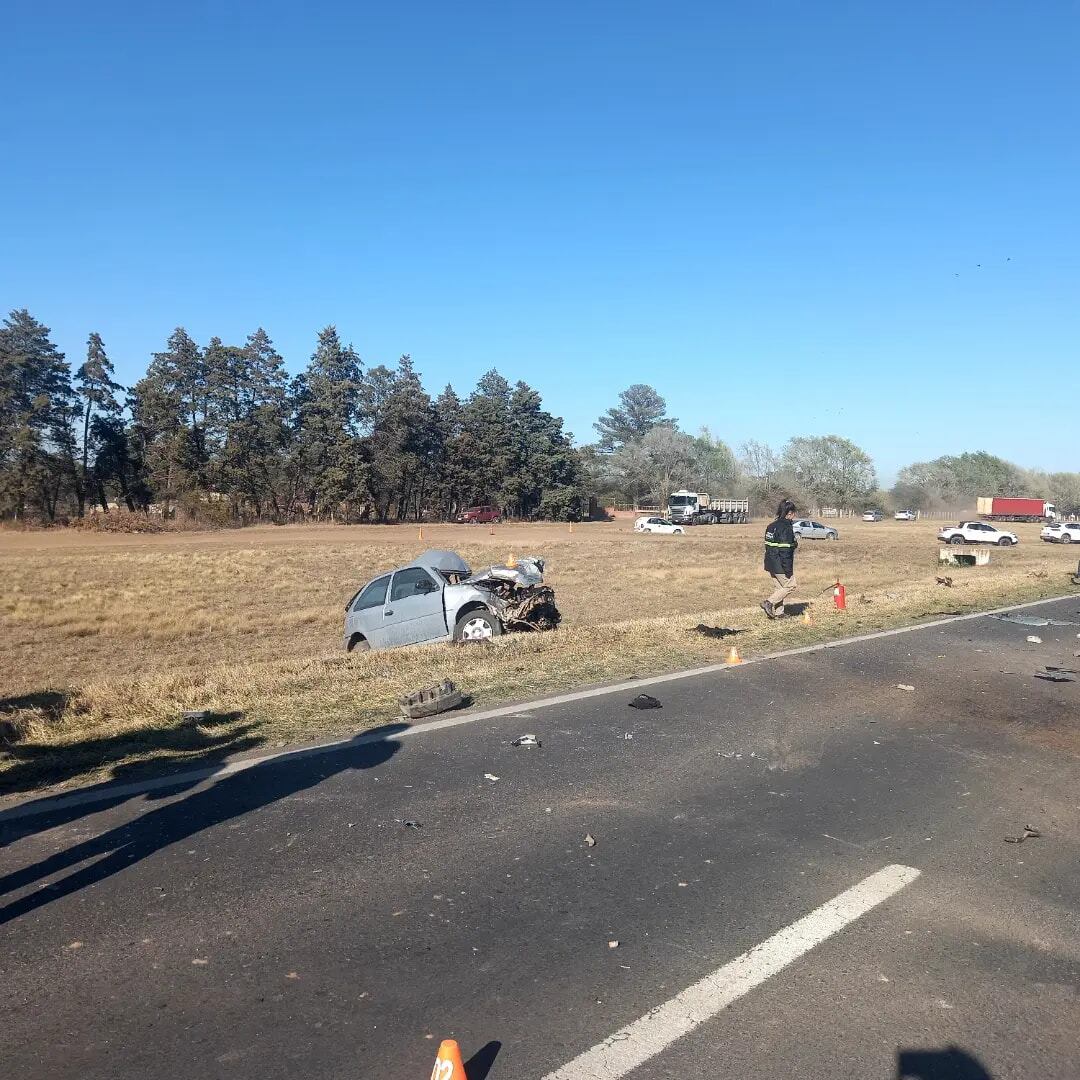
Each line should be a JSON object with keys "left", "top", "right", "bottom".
{"left": 398, "top": 680, "right": 464, "bottom": 719}
{"left": 512, "top": 734, "right": 540, "bottom": 748}
{"left": 691, "top": 624, "right": 745, "bottom": 639}
{"left": 584, "top": 833, "right": 597, "bottom": 847}
{"left": 628, "top": 694, "right": 663, "bottom": 709}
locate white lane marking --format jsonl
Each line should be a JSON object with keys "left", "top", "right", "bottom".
{"left": 541, "top": 864, "right": 921, "bottom": 1080}
{"left": 1, "top": 590, "right": 1071, "bottom": 823}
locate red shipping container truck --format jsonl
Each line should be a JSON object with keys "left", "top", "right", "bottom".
{"left": 976, "top": 497, "right": 1056, "bottom": 522}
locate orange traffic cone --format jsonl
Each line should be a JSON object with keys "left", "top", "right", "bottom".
{"left": 725, "top": 645, "right": 742, "bottom": 665}
{"left": 429, "top": 1039, "right": 466, "bottom": 1080}
{"left": 802, "top": 610, "right": 812, "bottom": 626}
{"left": 506, "top": 552, "right": 516, "bottom": 568}
{"left": 419, "top": 526, "right": 424, "bottom": 541}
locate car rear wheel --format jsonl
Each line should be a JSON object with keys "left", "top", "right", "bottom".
{"left": 454, "top": 610, "right": 502, "bottom": 642}
{"left": 998, "top": 536, "right": 1012, "bottom": 547}
{"left": 1061, "top": 533, "right": 1073, "bottom": 544}
{"left": 949, "top": 536, "right": 965, "bottom": 545}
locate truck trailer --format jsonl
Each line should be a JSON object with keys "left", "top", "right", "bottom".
{"left": 666, "top": 490, "right": 750, "bottom": 525}
{"left": 976, "top": 497, "right": 1056, "bottom": 523}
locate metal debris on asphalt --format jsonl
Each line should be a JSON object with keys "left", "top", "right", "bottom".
{"left": 512, "top": 734, "right": 540, "bottom": 747}
{"left": 1035, "top": 669, "right": 1076, "bottom": 682}
{"left": 584, "top": 833, "right": 597, "bottom": 847}
{"left": 628, "top": 694, "right": 663, "bottom": 710}
{"left": 1004, "top": 825, "right": 1042, "bottom": 843}
{"left": 992, "top": 612, "right": 1078, "bottom": 627}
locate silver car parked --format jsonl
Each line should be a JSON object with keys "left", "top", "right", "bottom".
{"left": 793, "top": 518, "right": 839, "bottom": 540}
{"left": 343, "top": 549, "right": 559, "bottom": 652}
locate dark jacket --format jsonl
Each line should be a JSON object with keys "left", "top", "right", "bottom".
{"left": 764, "top": 516, "right": 797, "bottom": 576}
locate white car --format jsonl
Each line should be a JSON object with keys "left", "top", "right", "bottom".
{"left": 937, "top": 521, "right": 1019, "bottom": 547}
{"left": 894, "top": 509, "right": 916, "bottom": 521}
{"left": 862, "top": 510, "right": 884, "bottom": 521}
{"left": 1041, "top": 521, "right": 1080, "bottom": 544}
{"left": 634, "top": 515, "right": 685, "bottom": 535}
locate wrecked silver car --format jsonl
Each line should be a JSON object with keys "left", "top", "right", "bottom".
{"left": 343, "top": 549, "right": 560, "bottom": 652}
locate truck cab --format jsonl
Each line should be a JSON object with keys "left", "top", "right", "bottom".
{"left": 666, "top": 490, "right": 706, "bottom": 523}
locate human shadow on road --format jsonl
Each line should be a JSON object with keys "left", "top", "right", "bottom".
{"left": 0, "top": 724, "right": 406, "bottom": 927}
{"left": 898, "top": 1047, "right": 993, "bottom": 1079}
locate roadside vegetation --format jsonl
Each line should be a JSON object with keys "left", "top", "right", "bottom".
{"left": 3, "top": 519, "right": 1077, "bottom": 795}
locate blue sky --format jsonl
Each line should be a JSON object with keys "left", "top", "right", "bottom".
{"left": 4, "top": 1, "right": 1078, "bottom": 482}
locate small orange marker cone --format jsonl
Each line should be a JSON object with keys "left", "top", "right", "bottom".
{"left": 725, "top": 645, "right": 742, "bottom": 665}
{"left": 429, "top": 1038, "right": 466, "bottom": 1080}
{"left": 802, "top": 610, "right": 812, "bottom": 626}
{"left": 489, "top": 523, "right": 495, "bottom": 535}
{"left": 419, "top": 526, "right": 424, "bottom": 541}
{"left": 506, "top": 552, "right": 516, "bottom": 568}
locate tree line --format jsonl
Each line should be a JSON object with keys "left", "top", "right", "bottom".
{"left": 5, "top": 309, "right": 1075, "bottom": 526}
{"left": 0, "top": 310, "right": 585, "bottom": 524}
{"left": 584, "top": 385, "right": 1080, "bottom": 516}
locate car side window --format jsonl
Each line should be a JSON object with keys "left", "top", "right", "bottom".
{"left": 390, "top": 567, "right": 438, "bottom": 602}
{"left": 812, "top": 522, "right": 824, "bottom": 530}
{"left": 353, "top": 575, "right": 390, "bottom": 611}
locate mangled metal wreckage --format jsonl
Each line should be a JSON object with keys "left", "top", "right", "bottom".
{"left": 343, "top": 549, "right": 560, "bottom": 652}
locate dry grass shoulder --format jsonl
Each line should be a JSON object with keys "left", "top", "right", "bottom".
{"left": 2, "top": 519, "right": 1078, "bottom": 796}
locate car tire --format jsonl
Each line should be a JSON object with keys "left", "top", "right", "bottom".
{"left": 674, "top": 528, "right": 684, "bottom": 535}
{"left": 454, "top": 609, "right": 502, "bottom": 642}
{"left": 949, "top": 536, "right": 965, "bottom": 545}
{"left": 347, "top": 634, "right": 370, "bottom": 653}
{"left": 998, "top": 536, "right": 1012, "bottom": 547}
{"left": 1061, "top": 534, "right": 1072, "bottom": 544}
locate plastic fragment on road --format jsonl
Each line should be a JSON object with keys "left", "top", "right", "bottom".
{"left": 628, "top": 694, "right": 663, "bottom": 710}
{"left": 607, "top": 940, "right": 619, "bottom": 949}
{"left": 483, "top": 773, "right": 500, "bottom": 781}
{"left": 584, "top": 833, "right": 597, "bottom": 847}
{"left": 512, "top": 734, "right": 540, "bottom": 747}
{"left": 1035, "top": 669, "right": 1076, "bottom": 682}
{"left": 397, "top": 820, "right": 422, "bottom": 829}
{"left": 896, "top": 684, "right": 915, "bottom": 692}
{"left": 1026, "top": 636, "right": 1042, "bottom": 644}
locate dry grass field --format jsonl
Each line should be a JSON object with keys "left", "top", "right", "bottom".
{"left": 3, "top": 518, "right": 1078, "bottom": 794}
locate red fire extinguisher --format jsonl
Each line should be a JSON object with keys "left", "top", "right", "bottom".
{"left": 833, "top": 581, "right": 846, "bottom": 610}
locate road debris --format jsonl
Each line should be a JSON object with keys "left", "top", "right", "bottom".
{"left": 992, "top": 612, "right": 1078, "bottom": 627}
{"left": 1035, "top": 669, "right": 1076, "bottom": 682}
{"left": 584, "top": 833, "right": 597, "bottom": 847}
{"left": 623, "top": 731, "right": 634, "bottom": 739}
{"left": 1004, "top": 825, "right": 1042, "bottom": 843}
{"left": 1026, "top": 636, "right": 1042, "bottom": 644}
{"left": 896, "top": 684, "right": 915, "bottom": 692}
{"left": 691, "top": 624, "right": 745, "bottom": 639}
{"left": 628, "top": 694, "right": 663, "bottom": 710}
{"left": 512, "top": 734, "right": 540, "bottom": 748}
{"left": 399, "top": 680, "right": 463, "bottom": 719}
{"left": 935, "top": 576, "right": 954, "bottom": 587}
{"left": 483, "top": 773, "right": 500, "bottom": 782}
{"left": 607, "top": 940, "right": 619, "bottom": 949}
{"left": 181, "top": 709, "right": 212, "bottom": 724}
{"left": 397, "top": 820, "right": 423, "bottom": 829}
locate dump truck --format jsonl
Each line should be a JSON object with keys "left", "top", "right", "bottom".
{"left": 976, "top": 497, "right": 1056, "bottom": 523}
{"left": 666, "top": 490, "right": 750, "bottom": 525}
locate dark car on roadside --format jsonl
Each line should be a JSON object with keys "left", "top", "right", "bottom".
{"left": 458, "top": 505, "right": 502, "bottom": 524}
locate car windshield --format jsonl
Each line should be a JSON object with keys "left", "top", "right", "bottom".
{"left": 669, "top": 496, "right": 694, "bottom": 507}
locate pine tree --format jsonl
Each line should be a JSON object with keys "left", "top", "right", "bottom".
{"left": 431, "top": 385, "right": 465, "bottom": 519}
{"left": 74, "top": 332, "right": 124, "bottom": 516}
{"left": 0, "top": 309, "right": 78, "bottom": 521}
{"left": 293, "top": 327, "right": 366, "bottom": 519}
{"left": 458, "top": 370, "right": 514, "bottom": 510}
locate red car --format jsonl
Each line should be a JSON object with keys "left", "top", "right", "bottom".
{"left": 459, "top": 505, "right": 502, "bottom": 524}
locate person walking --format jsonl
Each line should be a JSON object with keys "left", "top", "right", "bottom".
{"left": 761, "top": 499, "right": 798, "bottom": 619}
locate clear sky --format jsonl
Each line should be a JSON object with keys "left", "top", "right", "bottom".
{"left": 4, "top": 1, "right": 1078, "bottom": 482}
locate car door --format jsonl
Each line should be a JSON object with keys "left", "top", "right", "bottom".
{"left": 382, "top": 567, "right": 448, "bottom": 647}
{"left": 810, "top": 521, "right": 827, "bottom": 539}
{"left": 347, "top": 574, "right": 392, "bottom": 648}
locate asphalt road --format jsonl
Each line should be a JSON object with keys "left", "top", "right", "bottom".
{"left": 3, "top": 598, "right": 1080, "bottom": 1080}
